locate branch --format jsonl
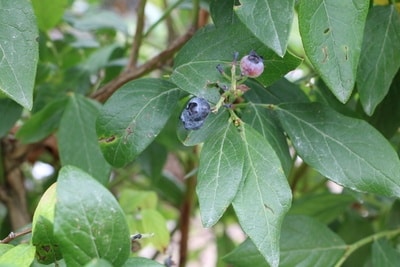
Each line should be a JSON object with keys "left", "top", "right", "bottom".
{"left": 91, "top": 25, "right": 196, "bottom": 103}
{"left": 128, "top": 0, "right": 147, "bottom": 69}
{"left": 0, "top": 228, "right": 32, "bottom": 244}
{"left": 91, "top": 0, "right": 201, "bottom": 103}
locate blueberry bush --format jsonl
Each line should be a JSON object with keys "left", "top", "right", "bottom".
{"left": 1, "top": 0, "right": 400, "bottom": 266}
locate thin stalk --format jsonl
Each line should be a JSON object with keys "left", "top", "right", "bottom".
{"left": 128, "top": 0, "right": 147, "bottom": 69}
{"left": 334, "top": 228, "right": 400, "bottom": 267}
{"left": 143, "top": 0, "right": 185, "bottom": 38}
{"left": 0, "top": 228, "right": 32, "bottom": 243}
{"left": 178, "top": 162, "right": 197, "bottom": 267}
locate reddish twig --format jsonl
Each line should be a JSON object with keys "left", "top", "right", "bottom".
{"left": 91, "top": 25, "right": 196, "bottom": 103}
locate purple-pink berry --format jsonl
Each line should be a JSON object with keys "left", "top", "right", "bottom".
{"left": 240, "top": 51, "right": 264, "bottom": 78}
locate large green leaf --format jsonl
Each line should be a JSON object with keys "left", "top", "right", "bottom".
{"left": 177, "top": 108, "right": 230, "bottom": 146}
{"left": 0, "top": 98, "right": 22, "bottom": 138}
{"left": 96, "top": 78, "right": 182, "bottom": 167}
{"left": 32, "top": 0, "right": 68, "bottom": 31}
{"left": 372, "top": 239, "right": 400, "bottom": 266}
{"left": 209, "top": 0, "right": 240, "bottom": 27}
{"left": 58, "top": 94, "right": 111, "bottom": 185}
{"left": 289, "top": 193, "right": 355, "bottom": 224}
{"left": 197, "top": 121, "right": 244, "bottom": 227}
{"left": 245, "top": 78, "right": 309, "bottom": 104}
{"left": 0, "top": 0, "right": 38, "bottom": 109}
{"left": 0, "top": 244, "right": 35, "bottom": 267}
{"left": 232, "top": 124, "right": 292, "bottom": 267}
{"left": 16, "top": 97, "right": 68, "bottom": 143}
{"left": 235, "top": 0, "right": 295, "bottom": 57}
{"left": 357, "top": 5, "right": 400, "bottom": 115}
{"left": 241, "top": 102, "right": 292, "bottom": 176}
{"left": 224, "top": 215, "right": 346, "bottom": 267}
{"left": 0, "top": 245, "right": 13, "bottom": 257}
{"left": 276, "top": 103, "right": 400, "bottom": 197}
{"left": 171, "top": 24, "right": 301, "bottom": 104}
{"left": 31, "top": 183, "right": 61, "bottom": 264}
{"left": 298, "top": 0, "right": 369, "bottom": 103}
{"left": 368, "top": 70, "right": 400, "bottom": 139}
{"left": 54, "top": 166, "right": 130, "bottom": 267}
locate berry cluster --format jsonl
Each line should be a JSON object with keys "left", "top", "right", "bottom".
{"left": 180, "top": 51, "right": 264, "bottom": 130}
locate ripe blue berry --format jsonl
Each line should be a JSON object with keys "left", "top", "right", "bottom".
{"left": 180, "top": 97, "right": 211, "bottom": 130}
{"left": 240, "top": 51, "right": 264, "bottom": 78}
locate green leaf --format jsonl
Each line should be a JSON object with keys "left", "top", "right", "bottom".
{"left": 241, "top": 102, "right": 292, "bottom": 176}
{"left": 32, "top": 183, "right": 61, "bottom": 264}
{"left": 177, "top": 108, "right": 230, "bottom": 147}
{"left": 210, "top": 0, "right": 240, "bottom": 27}
{"left": 140, "top": 209, "right": 170, "bottom": 251}
{"left": 276, "top": 103, "right": 400, "bottom": 197}
{"left": 224, "top": 215, "right": 346, "bottom": 267}
{"left": 16, "top": 97, "right": 68, "bottom": 143}
{"left": 0, "top": 244, "right": 35, "bottom": 266}
{"left": 387, "top": 199, "right": 400, "bottom": 229}
{"left": 289, "top": 193, "right": 355, "bottom": 224}
{"left": 0, "top": 98, "right": 22, "bottom": 138}
{"left": 224, "top": 239, "right": 270, "bottom": 267}
{"left": 84, "top": 258, "right": 113, "bottom": 267}
{"left": 235, "top": 0, "right": 295, "bottom": 57}
{"left": 0, "top": 245, "right": 13, "bottom": 257}
{"left": 336, "top": 215, "right": 373, "bottom": 266}
{"left": 232, "top": 124, "right": 292, "bottom": 267}
{"left": 372, "top": 239, "right": 400, "bottom": 266}
{"left": 32, "top": 0, "right": 68, "bottom": 31}
{"left": 197, "top": 122, "right": 244, "bottom": 227}
{"left": 245, "top": 78, "right": 309, "bottom": 104}
{"left": 0, "top": 0, "right": 39, "bottom": 109}
{"left": 298, "top": 0, "right": 369, "bottom": 103}
{"left": 67, "top": 10, "right": 128, "bottom": 34}
{"left": 81, "top": 44, "right": 122, "bottom": 75}
{"left": 368, "top": 70, "right": 400, "bottom": 139}
{"left": 119, "top": 189, "right": 158, "bottom": 213}
{"left": 122, "top": 257, "right": 164, "bottom": 267}
{"left": 54, "top": 166, "right": 130, "bottom": 267}
{"left": 58, "top": 94, "right": 111, "bottom": 184}
{"left": 96, "top": 78, "right": 182, "bottom": 167}
{"left": 171, "top": 25, "right": 301, "bottom": 104}
{"left": 357, "top": 5, "right": 400, "bottom": 115}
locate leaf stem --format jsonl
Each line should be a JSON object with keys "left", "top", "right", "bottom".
{"left": 143, "top": 0, "right": 185, "bottom": 38}
{"left": 334, "top": 228, "right": 400, "bottom": 267}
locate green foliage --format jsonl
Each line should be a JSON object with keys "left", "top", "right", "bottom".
{"left": 357, "top": 5, "right": 400, "bottom": 115}
{"left": 54, "top": 166, "right": 130, "bottom": 266}
{"left": 96, "top": 79, "right": 182, "bottom": 167}
{"left": 298, "top": 0, "right": 369, "bottom": 102}
{"left": 1, "top": 0, "right": 400, "bottom": 266}
{"left": 0, "top": 0, "right": 38, "bottom": 110}
{"left": 235, "top": 0, "right": 295, "bottom": 56}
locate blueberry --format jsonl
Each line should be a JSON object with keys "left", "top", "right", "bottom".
{"left": 240, "top": 50, "right": 264, "bottom": 78}
{"left": 180, "top": 97, "right": 211, "bottom": 130}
